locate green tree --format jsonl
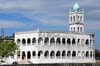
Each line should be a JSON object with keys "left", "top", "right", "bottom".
{"left": 0, "top": 41, "right": 19, "bottom": 59}
{"left": 95, "top": 49, "right": 100, "bottom": 60}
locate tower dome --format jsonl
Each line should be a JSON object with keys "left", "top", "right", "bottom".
{"left": 73, "top": 3, "right": 79, "bottom": 10}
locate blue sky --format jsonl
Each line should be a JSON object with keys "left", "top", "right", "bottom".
{"left": 0, "top": 0, "right": 100, "bottom": 50}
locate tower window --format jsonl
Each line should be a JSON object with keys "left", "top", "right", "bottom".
{"left": 80, "top": 27, "right": 82, "bottom": 32}
{"left": 73, "top": 16, "right": 75, "bottom": 21}
{"left": 77, "top": 27, "right": 79, "bottom": 32}
{"left": 74, "top": 27, "right": 75, "bottom": 31}
{"left": 78, "top": 16, "right": 79, "bottom": 21}
{"left": 70, "top": 27, "right": 72, "bottom": 31}
{"left": 71, "top": 17, "right": 72, "bottom": 21}
{"left": 80, "top": 16, "right": 82, "bottom": 21}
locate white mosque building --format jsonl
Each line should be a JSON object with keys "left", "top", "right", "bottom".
{"left": 14, "top": 3, "right": 95, "bottom": 64}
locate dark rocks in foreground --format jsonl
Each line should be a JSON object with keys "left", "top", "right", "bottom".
{"left": 1, "top": 63, "right": 100, "bottom": 66}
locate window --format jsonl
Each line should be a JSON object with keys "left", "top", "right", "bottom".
{"left": 86, "top": 39, "right": 89, "bottom": 45}
{"left": 67, "top": 38, "right": 71, "bottom": 44}
{"left": 27, "top": 38, "right": 31, "bottom": 44}
{"left": 71, "top": 17, "right": 72, "bottom": 21}
{"left": 44, "top": 37, "right": 49, "bottom": 44}
{"left": 17, "top": 39, "right": 20, "bottom": 44}
{"left": 80, "top": 16, "right": 82, "bottom": 21}
{"left": 50, "top": 38, "right": 55, "bottom": 44}
{"left": 22, "top": 39, "right": 26, "bottom": 45}
{"left": 56, "top": 38, "right": 61, "bottom": 45}
{"left": 62, "top": 38, "right": 65, "bottom": 44}
{"left": 74, "top": 27, "right": 75, "bottom": 31}
{"left": 32, "top": 38, "right": 36, "bottom": 44}
{"left": 32, "top": 51, "right": 36, "bottom": 57}
{"left": 44, "top": 51, "right": 49, "bottom": 57}
{"left": 72, "top": 38, "right": 76, "bottom": 44}
{"left": 80, "top": 27, "right": 82, "bottom": 32}
{"left": 73, "top": 16, "right": 75, "bottom": 21}
{"left": 38, "top": 37, "right": 43, "bottom": 44}
{"left": 77, "top": 27, "right": 79, "bottom": 32}
{"left": 78, "top": 39, "right": 80, "bottom": 44}
{"left": 72, "top": 51, "right": 76, "bottom": 57}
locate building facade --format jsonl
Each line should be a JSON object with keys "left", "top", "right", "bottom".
{"left": 14, "top": 3, "right": 96, "bottom": 64}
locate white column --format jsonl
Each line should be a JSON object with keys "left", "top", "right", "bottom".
{"left": 55, "top": 38, "right": 56, "bottom": 45}
{"left": 61, "top": 38, "right": 62, "bottom": 46}
{"left": 71, "top": 39, "right": 72, "bottom": 46}
{"left": 92, "top": 52, "right": 94, "bottom": 59}
{"left": 31, "top": 51, "right": 32, "bottom": 60}
{"left": 71, "top": 51, "right": 72, "bottom": 59}
{"left": 89, "top": 52, "right": 90, "bottom": 59}
{"left": 76, "top": 39, "right": 77, "bottom": 46}
{"left": 49, "top": 38, "right": 50, "bottom": 45}
{"left": 26, "top": 51, "right": 28, "bottom": 60}
{"left": 26, "top": 39, "right": 27, "bottom": 46}
{"left": 66, "top": 38, "right": 67, "bottom": 46}
{"left": 31, "top": 38, "right": 32, "bottom": 46}
{"left": 36, "top": 51, "right": 38, "bottom": 59}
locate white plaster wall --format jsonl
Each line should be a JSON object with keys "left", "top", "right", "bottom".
{"left": 14, "top": 31, "right": 95, "bottom": 64}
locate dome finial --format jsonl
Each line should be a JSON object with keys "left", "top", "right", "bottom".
{"left": 73, "top": 3, "right": 79, "bottom": 10}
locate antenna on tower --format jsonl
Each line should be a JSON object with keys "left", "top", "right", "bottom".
{"left": 1, "top": 25, "right": 4, "bottom": 39}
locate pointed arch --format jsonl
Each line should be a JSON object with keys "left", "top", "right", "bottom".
{"left": 50, "top": 51, "right": 55, "bottom": 58}
{"left": 56, "top": 51, "right": 61, "bottom": 58}
{"left": 17, "top": 39, "right": 20, "bottom": 44}
{"left": 22, "top": 51, "right": 26, "bottom": 60}
{"left": 62, "top": 51, "right": 66, "bottom": 57}
{"left": 44, "top": 37, "right": 49, "bottom": 44}
{"left": 27, "top": 38, "right": 31, "bottom": 45}
{"left": 86, "top": 39, "right": 89, "bottom": 45}
{"left": 86, "top": 51, "right": 89, "bottom": 58}
{"left": 72, "top": 38, "right": 76, "bottom": 44}
{"left": 67, "top": 51, "right": 71, "bottom": 57}
{"left": 56, "top": 38, "right": 61, "bottom": 45}
{"left": 44, "top": 51, "right": 49, "bottom": 58}
{"left": 27, "top": 51, "right": 31, "bottom": 59}
{"left": 50, "top": 38, "right": 55, "bottom": 45}
{"left": 38, "top": 37, "right": 43, "bottom": 44}
{"left": 62, "top": 38, "right": 66, "bottom": 45}
{"left": 32, "top": 51, "right": 36, "bottom": 57}
{"left": 72, "top": 51, "right": 76, "bottom": 57}
{"left": 67, "top": 38, "right": 71, "bottom": 44}
{"left": 22, "top": 39, "right": 26, "bottom": 45}
{"left": 38, "top": 50, "right": 43, "bottom": 58}
{"left": 32, "top": 38, "right": 36, "bottom": 44}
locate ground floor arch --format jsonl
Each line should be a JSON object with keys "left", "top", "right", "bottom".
{"left": 27, "top": 51, "right": 31, "bottom": 59}
{"left": 22, "top": 51, "right": 26, "bottom": 60}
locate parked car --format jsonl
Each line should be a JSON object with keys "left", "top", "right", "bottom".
{"left": 1, "top": 60, "right": 6, "bottom": 65}
{"left": 12, "top": 62, "right": 18, "bottom": 64}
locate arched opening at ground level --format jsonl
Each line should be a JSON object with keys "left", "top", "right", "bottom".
{"left": 22, "top": 51, "right": 26, "bottom": 60}
{"left": 27, "top": 51, "right": 31, "bottom": 59}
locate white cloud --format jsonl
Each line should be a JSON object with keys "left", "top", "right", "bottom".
{"left": 34, "top": 16, "right": 67, "bottom": 26}
{"left": 0, "top": 20, "right": 35, "bottom": 28}
{"left": 0, "top": 0, "right": 99, "bottom": 30}
{"left": 85, "top": 21, "right": 100, "bottom": 30}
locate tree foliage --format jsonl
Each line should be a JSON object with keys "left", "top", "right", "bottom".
{"left": 95, "top": 49, "right": 100, "bottom": 60}
{"left": 0, "top": 41, "right": 19, "bottom": 59}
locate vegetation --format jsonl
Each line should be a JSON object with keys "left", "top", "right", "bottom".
{"left": 95, "top": 49, "right": 100, "bottom": 60}
{"left": 0, "top": 41, "right": 19, "bottom": 59}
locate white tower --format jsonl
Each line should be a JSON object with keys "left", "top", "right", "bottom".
{"left": 69, "top": 3, "right": 84, "bottom": 32}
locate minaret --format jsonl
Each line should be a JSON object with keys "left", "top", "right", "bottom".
{"left": 69, "top": 3, "right": 84, "bottom": 32}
